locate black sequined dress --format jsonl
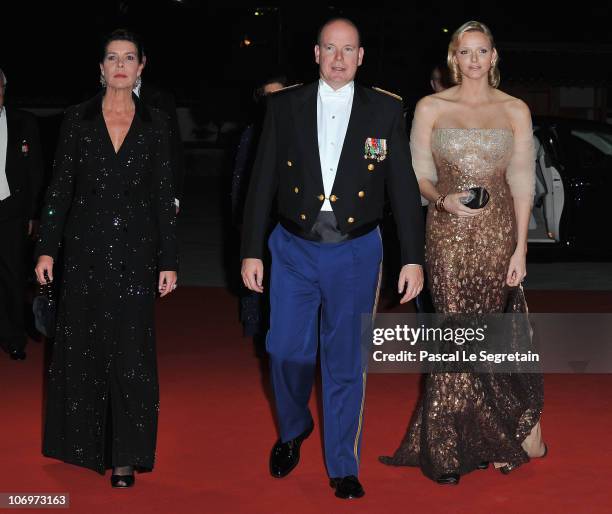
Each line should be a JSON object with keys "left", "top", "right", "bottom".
{"left": 35, "top": 92, "right": 177, "bottom": 473}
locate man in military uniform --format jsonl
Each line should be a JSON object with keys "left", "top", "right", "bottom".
{"left": 241, "top": 18, "right": 424, "bottom": 499}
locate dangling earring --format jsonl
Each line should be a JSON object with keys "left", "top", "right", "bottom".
{"left": 100, "top": 73, "right": 107, "bottom": 87}
{"left": 134, "top": 76, "right": 142, "bottom": 89}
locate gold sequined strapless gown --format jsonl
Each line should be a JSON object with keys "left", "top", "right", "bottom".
{"left": 380, "top": 128, "right": 544, "bottom": 479}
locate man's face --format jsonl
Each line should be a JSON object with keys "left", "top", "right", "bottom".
{"left": 314, "top": 21, "right": 363, "bottom": 90}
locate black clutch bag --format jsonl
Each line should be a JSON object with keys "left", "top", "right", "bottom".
{"left": 461, "top": 186, "right": 490, "bottom": 209}
{"left": 32, "top": 279, "right": 56, "bottom": 338}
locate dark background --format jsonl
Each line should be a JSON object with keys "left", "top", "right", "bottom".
{"left": 2, "top": 1, "right": 612, "bottom": 285}
{"left": 3, "top": 1, "right": 612, "bottom": 121}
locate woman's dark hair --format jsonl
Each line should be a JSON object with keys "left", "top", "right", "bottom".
{"left": 101, "top": 29, "right": 145, "bottom": 63}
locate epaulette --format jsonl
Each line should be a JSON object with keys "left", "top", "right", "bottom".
{"left": 270, "top": 83, "right": 303, "bottom": 95}
{"left": 372, "top": 87, "right": 402, "bottom": 101}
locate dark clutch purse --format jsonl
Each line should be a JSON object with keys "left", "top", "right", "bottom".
{"left": 32, "top": 279, "right": 56, "bottom": 338}
{"left": 461, "top": 186, "right": 490, "bottom": 209}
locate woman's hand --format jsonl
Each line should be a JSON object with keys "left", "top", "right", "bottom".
{"left": 442, "top": 191, "right": 486, "bottom": 217}
{"left": 158, "top": 271, "right": 178, "bottom": 298}
{"left": 506, "top": 248, "right": 527, "bottom": 286}
{"left": 35, "top": 255, "right": 54, "bottom": 284}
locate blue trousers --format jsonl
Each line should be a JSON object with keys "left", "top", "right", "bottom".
{"left": 266, "top": 223, "right": 382, "bottom": 478}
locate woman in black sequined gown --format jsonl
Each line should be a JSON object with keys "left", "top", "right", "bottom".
{"left": 34, "top": 31, "right": 177, "bottom": 484}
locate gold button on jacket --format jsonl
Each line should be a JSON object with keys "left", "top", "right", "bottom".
{"left": 239, "top": 82, "right": 425, "bottom": 267}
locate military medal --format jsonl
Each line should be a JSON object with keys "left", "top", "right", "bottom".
{"left": 364, "top": 137, "right": 387, "bottom": 162}
{"left": 21, "top": 140, "right": 29, "bottom": 156}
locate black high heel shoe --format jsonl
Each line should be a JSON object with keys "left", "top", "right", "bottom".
{"left": 476, "top": 462, "right": 489, "bottom": 470}
{"left": 111, "top": 468, "right": 135, "bottom": 488}
{"left": 499, "top": 444, "right": 548, "bottom": 475}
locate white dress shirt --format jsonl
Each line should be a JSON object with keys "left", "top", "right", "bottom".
{"left": 317, "top": 79, "right": 354, "bottom": 211}
{"left": 0, "top": 107, "right": 10, "bottom": 201}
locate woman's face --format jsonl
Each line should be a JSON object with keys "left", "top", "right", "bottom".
{"left": 100, "top": 40, "right": 144, "bottom": 90}
{"left": 453, "top": 31, "right": 497, "bottom": 83}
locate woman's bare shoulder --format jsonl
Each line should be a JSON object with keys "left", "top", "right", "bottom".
{"left": 415, "top": 88, "right": 459, "bottom": 116}
{"left": 494, "top": 89, "right": 530, "bottom": 114}
{"left": 490, "top": 90, "right": 531, "bottom": 130}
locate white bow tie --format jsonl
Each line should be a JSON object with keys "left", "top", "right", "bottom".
{"left": 320, "top": 85, "right": 351, "bottom": 101}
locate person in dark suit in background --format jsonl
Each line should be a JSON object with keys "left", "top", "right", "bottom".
{"left": 231, "top": 74, "right": 288, "bottom": 229}
{"left": 241, "top": 18, "right": 424, "bottom": 499}
{"left": 231, "top": 73, "right": 287, "bottom": 339}
{"left": 134, "top": 55, "right": 185, "bottom": 213}
{"left": 0, "top": 67, "right": 44, "bottom": 360}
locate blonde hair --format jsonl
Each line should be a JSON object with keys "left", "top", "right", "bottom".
{"left": 447, "top": 21, "right": 500, "bottom": 88}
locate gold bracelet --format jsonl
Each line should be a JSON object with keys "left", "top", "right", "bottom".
{"left": 435, "top": 194, "right": 446, "bottom": 212}
{"left": 434, "top": 195, "right": 442, "bottom": 211}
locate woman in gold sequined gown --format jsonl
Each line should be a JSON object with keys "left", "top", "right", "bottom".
{"left": 380, "top": 21, "right": 546, "bottom": 484}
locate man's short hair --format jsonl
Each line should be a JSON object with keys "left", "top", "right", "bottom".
{"left": 316, "top": 17, "right": 361, "bottom": 47}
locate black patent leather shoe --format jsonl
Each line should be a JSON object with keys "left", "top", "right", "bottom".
{"left": 269, "top": 423, "right": 314, "bottom": 478}
{"left": 436, "top": 473, "right": 460, "bottom": 485}
{"left": 110, "top": 473, "right": 135, "bottom": 488}
{"left": 9, "top": 349, "right": 26, "bottom": 360}
{"left": 476, "top": 461, "right": 489, "bottom": 470}
{"left": 329, "top": 475, "right": 365, "bottom": 499}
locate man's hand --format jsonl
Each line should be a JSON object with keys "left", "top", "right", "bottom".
{"left": 242, "top": 258, "right": 264, "bottom": 293}
{"left": 398, "top": 264, "right": 424, "bottom": 304}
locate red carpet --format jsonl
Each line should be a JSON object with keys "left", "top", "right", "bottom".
{"left": 1, "top": 287, "right": 612, "bottom": 514}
